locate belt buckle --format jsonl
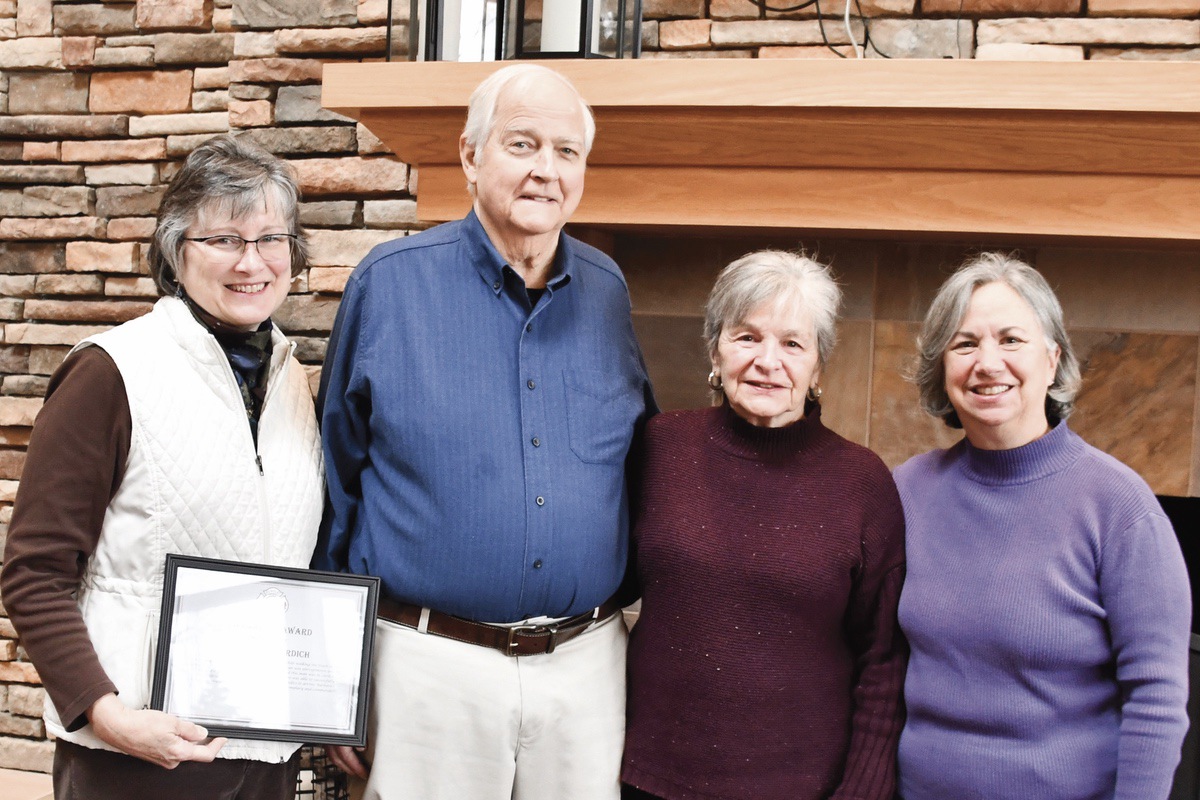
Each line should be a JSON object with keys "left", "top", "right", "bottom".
{"left": 506, "top": 622, "right": 558, "bottom": 656}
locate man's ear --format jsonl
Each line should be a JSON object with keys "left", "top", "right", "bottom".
{"left": 460, "top": 133, "right": 478, "bottom": 187}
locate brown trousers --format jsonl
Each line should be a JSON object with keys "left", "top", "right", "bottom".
{"left": 53, "top": 740, "right": 301, "bottom": 800}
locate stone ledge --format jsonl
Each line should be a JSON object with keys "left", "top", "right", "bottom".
{"left": 0, "top": 768, "right": 51, "bottom": 800}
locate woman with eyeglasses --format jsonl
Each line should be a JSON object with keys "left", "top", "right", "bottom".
{"left": 0, "top": 135, "right": 324, "bottom": 800}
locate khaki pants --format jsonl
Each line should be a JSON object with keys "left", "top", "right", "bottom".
{"left": 352, "top": 612, "right": 627, "bottom": 800}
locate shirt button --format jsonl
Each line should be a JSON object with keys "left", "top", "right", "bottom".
{"left": 526, "top": 323, "right": 533, "bottom": 332}
{"left": 533, "top": 559, "right": 543, "bottom": 569}
{"left": 531, "top": 437, "right": 540, "bottom": 447}
{"left": 492, "top": 280, "right": 501, "bottom": 291}
{"left": 535, "top": 496, "right": 545, "bottom": 506}
{"left": 527, "top": 379, "right": 535, "bottom": 390}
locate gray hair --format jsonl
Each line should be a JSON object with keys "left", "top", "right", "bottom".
{"left": 148, "top": 134, "right": 308, "bottom": 297}
{"left": 703, "top": 249, "right": 842, "bottom": 370}
{"left": 914, "top": 252, "right": 1081, "bottom": 428}
{"left": 462, "top": 64, "right": 596, "bottom": 163}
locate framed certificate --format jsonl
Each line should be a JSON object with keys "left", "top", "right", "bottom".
{"left": 150, "top": 555, "right": 379, "bottom": 746}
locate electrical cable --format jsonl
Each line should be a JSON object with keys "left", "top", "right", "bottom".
{"left": 956, "top": 0, "right": 966, "bottom": 59}
{"left": 745, "top": 0, "right": 821, "bottom": 12}
{"left": 385, "top": 0, "right": 394, "bottom": 60}
{"left": 844, "top": 0, "right": 862, "bottom": 58}
{"left": 856, "top": 0, "right": 893, "bottom": 58}
{"left": 814, "top": 1, "right": 849, "bottom": 58}
{"left": 748, "top": 0, "right": 897, "bottom": 60}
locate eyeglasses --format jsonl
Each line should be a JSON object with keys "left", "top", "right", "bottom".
{"left": 184, "top": 233, "right": 296, "bottom": 264}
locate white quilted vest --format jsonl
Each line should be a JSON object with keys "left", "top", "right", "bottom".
{"left": 45, "top": 297, "right": 325, "bottom": 763}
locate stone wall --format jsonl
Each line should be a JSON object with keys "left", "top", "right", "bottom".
{"left": 0, "top": 0, "right": 1198, "bottom": 774}
{"left": 647, "top": 0, "right": 1200, "bottom": 59}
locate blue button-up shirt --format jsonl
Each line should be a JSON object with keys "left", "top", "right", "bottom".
{"left": 314, "top": 211, "right": 654, "bottom": 621}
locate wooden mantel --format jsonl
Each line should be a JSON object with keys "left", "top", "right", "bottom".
{"left": 322, "top": 59, "right": 1200, "bottom": 243}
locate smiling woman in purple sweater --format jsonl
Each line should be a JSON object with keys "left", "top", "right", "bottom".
{"left": 622, "top": 251, "right": 906, "bottom": 800}
{"left": 895, "top": 253, "right": 1190, "bottom": 800}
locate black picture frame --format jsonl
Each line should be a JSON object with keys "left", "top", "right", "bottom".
{"left": 150, "top": 554, "right": 379, "bottom": 747}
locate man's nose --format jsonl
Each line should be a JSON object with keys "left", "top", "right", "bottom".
{"left": 529, "top": 147, "right": 559, "bottom": 180}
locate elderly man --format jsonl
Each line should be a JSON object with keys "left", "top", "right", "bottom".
{"left": 315, "top": 64, "right": 654, "bottom": 800}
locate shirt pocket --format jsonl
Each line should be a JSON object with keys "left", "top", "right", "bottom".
{"left": 564, "top": 369, "right": 642, "bottom": 465}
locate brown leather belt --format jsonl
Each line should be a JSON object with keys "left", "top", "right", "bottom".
{"left": 376, "top": 597, "right": 621, "bottom": 657}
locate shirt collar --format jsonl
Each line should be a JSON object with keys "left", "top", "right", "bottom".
{"left": 178, "top": 286, "right": 272, "bottom": 338}
{"left": 464, "top": 209, "right": 573, "bottom": 297}
{"left": 960, "top": 419, "right": 1083, "bottom": 485}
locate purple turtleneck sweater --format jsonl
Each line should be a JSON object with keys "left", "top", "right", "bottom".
{"left": 894, "top": 422, "right": 1190, "bottom": 800}
{"left": 623, "top": 403, "right": 907, "bottom": 800}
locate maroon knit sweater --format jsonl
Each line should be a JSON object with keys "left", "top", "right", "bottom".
{"left": 622, "top": 403, "right": 907, "bottom": 800}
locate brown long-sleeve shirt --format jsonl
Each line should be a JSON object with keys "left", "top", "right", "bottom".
{"left": 1, "top": 347, "right": 131, "bottom": 730}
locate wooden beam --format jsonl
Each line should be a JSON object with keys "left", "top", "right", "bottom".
{"left": 366, "top": 107, "right": 1200, "bottom": 177}
{"left": 325, "top": 60, "right": 1200, "bottom": 242}
{"left": 324, "top": 60, "right": 1200, "bottom": 114}
{"left": 418, "top": 164, "right": 1200, "bottom": 241}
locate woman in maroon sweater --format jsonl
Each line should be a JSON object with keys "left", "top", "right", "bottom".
{"left": 622, "top": 250, "right": 906, "bottom": 800}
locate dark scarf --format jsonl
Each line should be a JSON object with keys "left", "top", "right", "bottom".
{"left": 179, "top": 291, "right": 273, "bottom": 444}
